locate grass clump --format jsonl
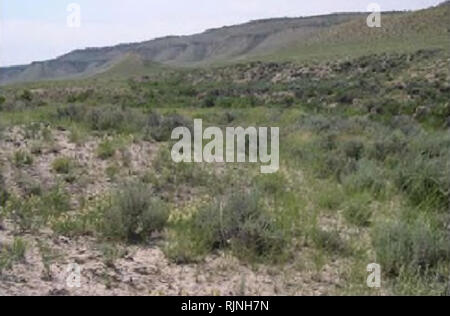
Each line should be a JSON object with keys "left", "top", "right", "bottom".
{"left": 169, "top": 189, "right": 285, "bottom": 263}
{"left": 97, "top": 140, "right": 117, "bottom": 160}
{"left": 100, "top": 182, "right": 170, "bottom": 243}
{"left": 253, "top": 172, "right": 287, "bottom": 195}
{"left": 16, "top": 173, "right": 42, "bottom": 197}
{"left": 394, "top": 154, "right": 450, "bottom": 210}
{"left": 144, "top": 113, "right": 191, "bottom": 142}
{"left": 86, "top": 105, "right": 144, "bottom": 133}
{"left": 0, "top": 173, "right": 9, "bottom": 207}
{"left": 12, "top": 150, "right": 34, "bottom": 167}
{"left": 342, "top": 193, "right": 373, "bottom": 227}
{"left": 4, "top": 185, "right": 70, "bottom": 233}
{"left": 311, "top": 229, "right": 350, "bottom": 256}
{"left": 0, "top": 238, "right": 27, "bottom": 274}
{"left": 52, "top": 157, "right": 74, "bottom": 174}
{"left": 315, "top": 182, "right": 345, "bottom": 211}
{"left": 342, "top": 158, "right": 387, "bottom": 198}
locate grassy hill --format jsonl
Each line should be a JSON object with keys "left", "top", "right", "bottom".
{"left": 1, "top": 3, "right": 449, "bottom": 85}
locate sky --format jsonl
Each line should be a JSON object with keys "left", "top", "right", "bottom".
{"left": 0, "top": 0, "right": 444, "bottom": 66}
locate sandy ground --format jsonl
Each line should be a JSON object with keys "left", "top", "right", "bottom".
{"left": 0, "top": 126, "right": 342, "bottom": 296}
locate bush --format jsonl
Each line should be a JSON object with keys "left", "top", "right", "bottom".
{"left": 56, "top": 104, "right": 86, "bottom": 122}
{"left": 145, "top": 113, "right": 191, "bottom": 142}
{"left": 342, "top": 193, "right": 373, "bottom": 227}
{"left": 86, "top": 105, "right": 144, "bottom": 133}
{"left": 0, "top": 238, "right": 27, "bottom": 274}
{"left": 12, "top": 150, "right": 33, "bottom": 167}
{"left": 0, "top": 122, "right": 5, "bottom": 139}
{"left": 190, "top": 189, "right": 284, "bottom": 260}
{"left": 20, "top": 90, "right": 33, "bottom": 102}
{"left": 5, "top": 195, "right": 44, "bottom": 232}
{"left": 342, "top": 158, "right": 386, "bottom": 198}
{"left": 97, "top": 140, "right": 116, "bottom": 160}
{"left": 341, "top": 140, "right": 365, "bottom": 160}
{"left": 372, "top": 220, "right": 450, "bottom": 275}
{"left": 367, "top": 131, "right": 407, "bottom": 162}
{"left": 52, "top": 157, "right": 73, "bottom": 174}
{"left": 101, "top": 182, "right": 169, "bottom": 243}
{"left": 16, "top": 174, "right": 42, "bottom": 197}
{"left": 253, "top": 173, "right": 287, "bottom": 195}
{"left": 152, "top": 147, "right": 211, "bottom": 190}
{"left": 314, "top": 150, "right": 358, "bottom": 181}
{"left": 0, "top": 173, "right": 9, "bottom": 207}
{"left": 394, "top": 155, "right": 450, "bottom": 210}
{"left": 4, "top": 185, "right": 70, "bottom": 233}
{"left": 312, "top": 229, "right": 349, "bottom": 255}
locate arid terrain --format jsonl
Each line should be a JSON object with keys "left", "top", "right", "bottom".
{"left": 1, "top": 2, "right": 450, "bottom": 296}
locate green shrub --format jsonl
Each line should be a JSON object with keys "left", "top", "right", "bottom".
{"left": 4, "top": 185, "right": 70, "bottom": 232}
{"left": 86, "top": 105, "right": 144, "bottom": 133}
{"left": 20, "top": 90, "right": 33, "bottom": 102}
{"left": 372, "top": 220, "right": 450, "bottom": 275}
{"left": 41, "top": 185, "right": 71, "bottom": 218}
{"left": 342, "top": 193, "right": 373, "bottom": 227}
{"left": 190, "top": 190, "right": 284, "bottom": 260}
{"left": 52, "top": 157, "right": 73, "bottom": 174}
{"left": 145, "top": 113, "right": 191, "bottom": 142}
{"left": 56, "top": 104, "right": 86, "bottom": 121}
{"left": 12, "top": 150, "right": 34, "bottom": 167}
{"left": 315, "top": 183, "right": 345, "bottom": 211}
{"left": 5, "top": 195, "right": 44, "bottom": 232}
{"left": 9, "top": 238, "right": 27, "bottom": 262}
{"left": 23, "top": 123, "right": 42, "bottom": 140}
{"left": 0, "top": 238, "right": 27, "bottom": 274}
{"left": 0, "top": 95, "right": 6, "bottom": 107}
{"left": 253, "top": 173, "right": 287, "bottom": 195}
{"left": 16, "top": 174, "right": 42, "bottom": 197}
{"left": 101, "top": 182, "right": 169, "bottom": 243}
{"left": 97, "top": 140, "right": 116, "bottom": 160}
{"left": 314, "top": 150, "right": 358, "bottom": 181}
{"left": 367, "top": 131, "right": 407, "bottom": 162}
{"left": 0, "top": 173, "right": 9, "bottom": 207}
{"left": 312, "top": 229, "right": 350, "bottom": 255}
{"left": 0, "top": 122, "right": 4, "bottom": 139}
{"left": 317, "top": 133, "right": 338, "bottom": 151}
{"left": 105, "top": 164, "right": 120, "bottom": 181}
{"left": 152, "top": 147, "right": 211, "bottom": 190}
{"left": 394, "top": 155, "right": 450, "bottom": 210}
{"left": 342, "top": 158, "right": 386, "bottom": 198}
{"left": 341, "top": 140, "right": 365, "bottom": 160}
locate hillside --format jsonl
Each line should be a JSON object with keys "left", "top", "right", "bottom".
{"left": 1, "top": 3, "right": 449, "bottom": 85}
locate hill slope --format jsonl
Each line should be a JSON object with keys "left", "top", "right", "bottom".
{"left": 1, "top": 4, "right": 449, "bottom": 85}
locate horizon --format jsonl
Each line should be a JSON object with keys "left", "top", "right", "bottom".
{"left": 0, "top": 0, "right": 444, "bottom": 67}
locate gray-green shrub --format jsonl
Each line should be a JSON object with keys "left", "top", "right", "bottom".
{"left": 101, "top": 182, "right": 169, "bottom": 243}
{"left": 190, "top": 189, "right": 284, "bottom": 260}
{"left": 372, "top": 220, "right": 450, "bottom": 275}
